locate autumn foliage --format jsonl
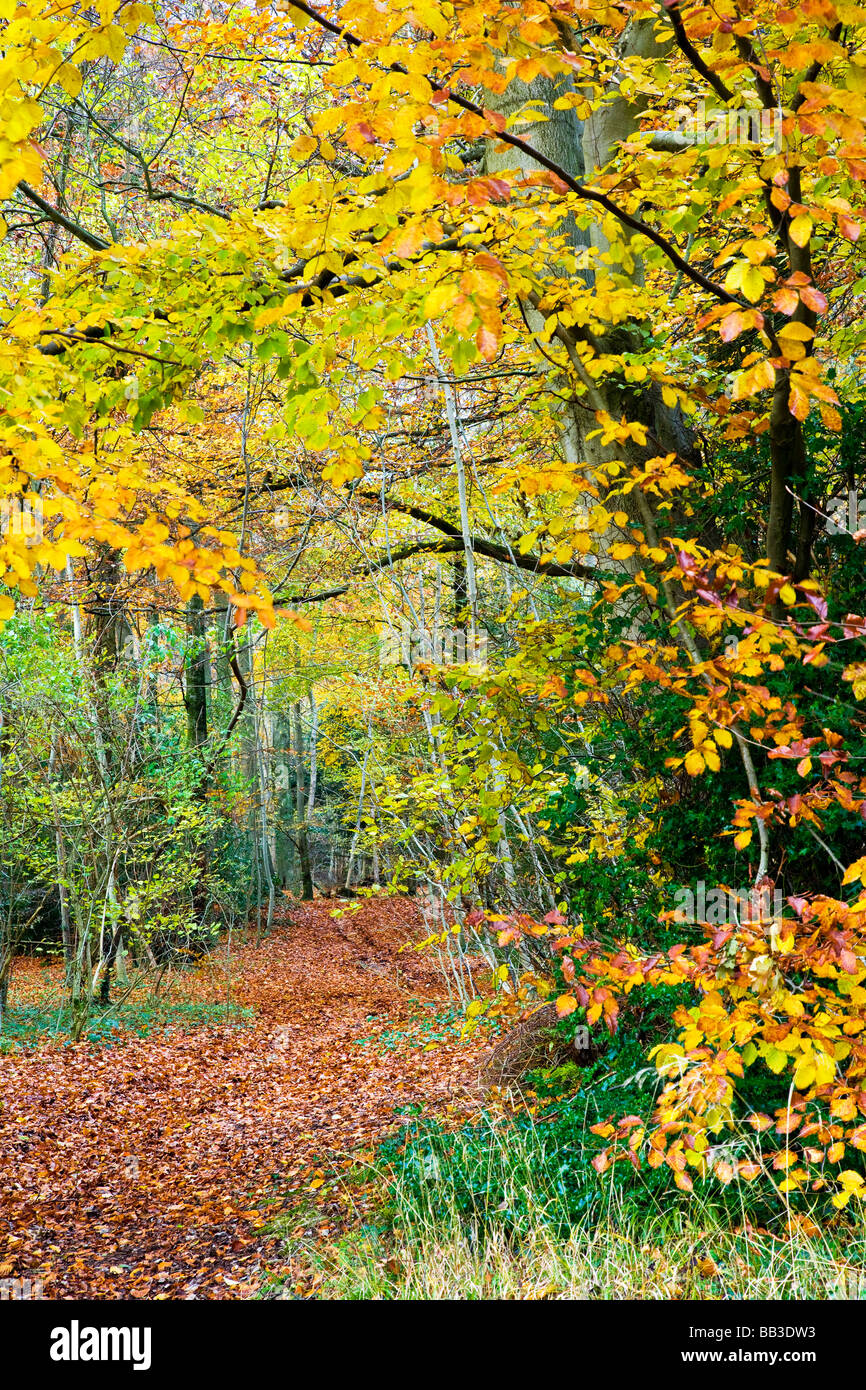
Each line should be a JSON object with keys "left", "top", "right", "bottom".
{"left": 2, "top": 0, "right": 866, "bottom": 1292}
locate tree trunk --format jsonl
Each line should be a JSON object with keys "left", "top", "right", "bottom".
{"left": 184, "top": 592, "right": 209, "bottom": 750}
{"left": 272, "top": 712, "right": 294, "bottom": 888}
{"left": 292, "top": 702, "right": 314, "bottom": 899}
{"left": 484, "top": 20, "right": 698, "bottom": 574}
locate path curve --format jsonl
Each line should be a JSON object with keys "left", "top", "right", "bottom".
{"left": 0, "top": 899, "right": 485, "bottom": 1299}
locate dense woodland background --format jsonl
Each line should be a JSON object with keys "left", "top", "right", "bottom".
{"left": 2, "top": 0, "right": 866, "bottom": 1300}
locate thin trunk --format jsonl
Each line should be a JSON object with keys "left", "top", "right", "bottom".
{"left": 767, "top": 374, "right": 803, "bottom": 576}
{"left": 184, "top": 591, "right": 210, "bottom": 928}
{"left": 306, "top": 691, "right": 318, "bottom": 819}
{"left": 345, "top": 738, "right": 371, "bottom": 890}
{"left": 293, "top": 702, "right": 313, "bottom": 899}
{"left": 768, "top": 165, "right": 819, "bottom": 581}
{"left": 272, "top": 712, "right": 294, "bottom": 887}
{"left": 184, "top": 591, "right": 209, "bottom": 750}
{"left": 426, "top": 323, "right": 477, "bottom": 645}
{"left": 252, "top": 663, "right": 276, "bottom": 933}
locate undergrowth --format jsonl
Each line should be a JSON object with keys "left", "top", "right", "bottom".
{"left": 265, "top": 1003, "right": 866, "bottom": 1301}
{"left": 267, "top": 1107, "right": 866, "bottom": 1300}
{"left": 0, "top": 998, "right": 253, "bottom": 1049}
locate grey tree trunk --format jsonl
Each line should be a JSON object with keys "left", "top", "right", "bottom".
{"left": 292, "top": 702, "right": 314, "bottom": 899}
{"left": 272, "top": 712, "right": 294, "bottom": 888}
{"left": 484, "top": 21, "right": 698, "bottom": 572}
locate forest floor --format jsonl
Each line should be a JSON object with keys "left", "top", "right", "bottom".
{"left": 0, "top": 898, "right": 490, "bottom": 1299}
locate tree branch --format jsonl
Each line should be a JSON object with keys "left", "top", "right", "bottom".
{"left": 664, "top": 3, "right": 734, "bottom": 104}
{"left": 17, "top": 183, "right": 109, "bottom": 252}
{"left": 273, "top": 513, "right": 596, "bottom": 605}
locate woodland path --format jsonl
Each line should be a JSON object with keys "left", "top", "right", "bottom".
{"left": 0, "top": 899, "right": 486, "bottom": 1299}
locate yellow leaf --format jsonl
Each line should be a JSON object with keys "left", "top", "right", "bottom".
{"left": 778, "top": 321, "right": 814, "bottom": 342}
{"left": 741, "top": 264, "right": 765, "bottom": 303}
{"left": 766, "top": 1047, "right": 788, "bottom": 1074}
{"left": 3, "top": 99, "right": 43, "bottom": 144}
{"left": 814, "top": 1051, "right": 836, "bottom": 1085}
{"left": 55, "top": 64, "right": 83, "bottom": 98}
{"left": 843, "top": 857, "right": 866, "bottom": 886}
{"left": 322, "top": 457, "right": 364, "bottom": 487}
{"left": 425, "top": 283, "right": 459, "bottom": 318}
{"left": 794, "top": 1057, "right": 816, "bottom": 1089}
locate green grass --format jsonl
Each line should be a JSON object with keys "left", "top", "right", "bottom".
{"left": 256, "top": 985, "right": 866, "bottom": 1300}
{"left": 266, "top": 1110, "right": 866, "bottom": 1300}
{"left": 0, "top": 998, "right": 253, "bottom": 1049}
{"left": 269, "top": 1203, "right": 866, "bottom": 1300}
